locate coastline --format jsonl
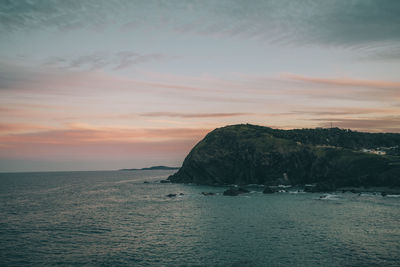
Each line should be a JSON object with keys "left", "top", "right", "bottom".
{"left": 164, "top": 179, "right": 400, "bottom": 195}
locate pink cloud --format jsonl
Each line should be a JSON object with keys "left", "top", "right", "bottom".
{"left": 312, "top": 116, "right": 400, "bottom": 133}
{"left": 284, "top": 73, "right": 400, "bottom": 89}
{"left": 0, "top": 126, "right": 210, "bottom": 144}
{"left": 140, "top": 112, "right": 252, "bottom": 118}
{"left": 0, "top": 123, "right": 54, "bottom": 133}
{"left": 292, "top": 107, "right": 400, "bottom": 116}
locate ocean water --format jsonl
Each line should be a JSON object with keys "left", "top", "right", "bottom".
{"left": 1, "top": 170, "right": 399, "bottom": 266}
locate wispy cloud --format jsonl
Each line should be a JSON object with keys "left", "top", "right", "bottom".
{"left": 43, "top": 51, "right": 173, "bottom": 71}
{"left": 140, "top": 112, "right": 251, "bottom": 118}
{"left": 0, "top": 0, "right": 111, "bottom": 33}
{"left": 284, "top": 73, "right": 400, "bottom": 90}
{"left": 0, "top": 63, "right": 196, "bottom": 96}
{"left": 0, "top": 63, "right": 267, "bottom": 107}
{"left": 279, "top": 73, "right": 400, "bottom": 103}
{"left": 356, "top": 46, "right": 400, "bottom": 62}
{"left": 2, "top": 0, "right": 400, "bottom": 49}
{"left": 0, "top": 125, "right": 210, "bottom": 144}
{"left": 312, "top": 117, "right": 400, "bottom": 133}
{"left": 291, "top": 107, "right": 400, "bottom": 116}
{"left": 0, "top": 122, "right": 54, "bottom": 134}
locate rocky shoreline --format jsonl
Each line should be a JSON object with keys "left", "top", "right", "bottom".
{"left": 157, "top": 179, "right": 400, "bottom": 197}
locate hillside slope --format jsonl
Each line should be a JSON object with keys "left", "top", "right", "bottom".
{"left": 168, "top": 124, "right": 400, "bottom": 188}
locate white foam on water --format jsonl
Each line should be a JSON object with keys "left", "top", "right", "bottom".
{"left": 289, "top": 190, "right": 305, "bottom": 194}
{"left": 317, "top": 194, "right": 340, "bottom": 201}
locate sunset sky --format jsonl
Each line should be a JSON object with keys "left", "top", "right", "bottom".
{"left": 1, "top": 0, "right": 400, "bottom": 171}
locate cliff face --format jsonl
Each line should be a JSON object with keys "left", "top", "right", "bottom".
{"left": 168, "top": 124, "right": 400, "bottom": 187}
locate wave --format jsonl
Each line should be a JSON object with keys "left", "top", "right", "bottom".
{"left": 317, "top": 194, "right": 340, "bottom": 201}
{"left": 387, "top": 194, "right": 400, "bottom": 198}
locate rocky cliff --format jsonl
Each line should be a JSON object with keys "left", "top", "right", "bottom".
{"left": 168, "top": 124, "right": 400, "bottom": 188}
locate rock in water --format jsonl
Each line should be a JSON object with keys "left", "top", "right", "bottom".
{"left": 168, "top": 124, "right": 400, "bottom": 188}
{"left": 223, "top": 187, "right": 249, "bottom": 196}
{"left": 237, "top": 187, "right": 250, "bottom": 193}
{"left": 223, "top": 188, "right": 239, "bottom": 196}
{"left": 263, "top": 187, "right": 275, "bottom": 194}
{"left": 304, "top": 182, "right": 336, "bottom": 193}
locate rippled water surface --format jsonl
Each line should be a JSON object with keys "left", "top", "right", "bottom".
{"left": 1, "top": 170, "right": 399, "bottom": 266}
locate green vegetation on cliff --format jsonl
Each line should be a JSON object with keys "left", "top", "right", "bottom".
{"left": 168, "top": 124, "right": 400, "bottom": 188}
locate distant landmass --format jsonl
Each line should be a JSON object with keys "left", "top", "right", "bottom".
{"left": 120, "top": 166, "right": 180, "bottom": 171}
{"left": 168, "top": 124, "right": 400, "bottom": 190}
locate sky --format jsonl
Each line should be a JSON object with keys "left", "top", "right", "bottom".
{"left": 0, "top": 0, "right": 400, "bottom": 172}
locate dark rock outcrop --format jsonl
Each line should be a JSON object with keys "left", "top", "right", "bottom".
{"left": 168, "top": 124, "right": 400, "bottom": 188}
{"left": 304, "top": 182, "right": 336, "bottom": 193}
{"left": 237, "top": 187, "right": 250, "bottom": 194}
{"left": 223, "top": 187, "right": 249, "bottom": 196}
{"left": 263, "top": 187, "right": 275, "bottom": 194}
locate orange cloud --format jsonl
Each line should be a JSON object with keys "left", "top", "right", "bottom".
{"left": 0, "top": 139, "right": 199, "bottom": 160}
{"left": 0, "top": 123, "right": 54, "bottom": 134}
{"left": 0, "top": 125, "right": 210, "bottom": 145}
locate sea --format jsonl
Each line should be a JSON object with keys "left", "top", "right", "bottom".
{"left": 1, "top": 170, "right": 399, "bottom": 266}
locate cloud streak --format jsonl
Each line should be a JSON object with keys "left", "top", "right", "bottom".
{"left": 0, "top": 62, "right": 220, "bottom": 95}
{"left": 285, "top": 73, "right": 400, "bottom": 90}
{"left": 0, "top": 123, "right": 53, "bottom": 134}
{"left": 0, "top": 125, "right": 210, "bottom": 144}
{"left": 312, "top": 116, "right": 400, "bottom": 133}
{"left": 43, "top": 51, "right": 172, "bottom": 71}
{"left": 291, "top": 107, "right": 400, "bottom": 116}
{"left": 140, "top": 112, "right": 251, "bottom": 118}
{"left": 279, "top": 73, "right": 400, "bottom": 103}
{"left": 2, "top": 0, "right": 400, "bottom": 49}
